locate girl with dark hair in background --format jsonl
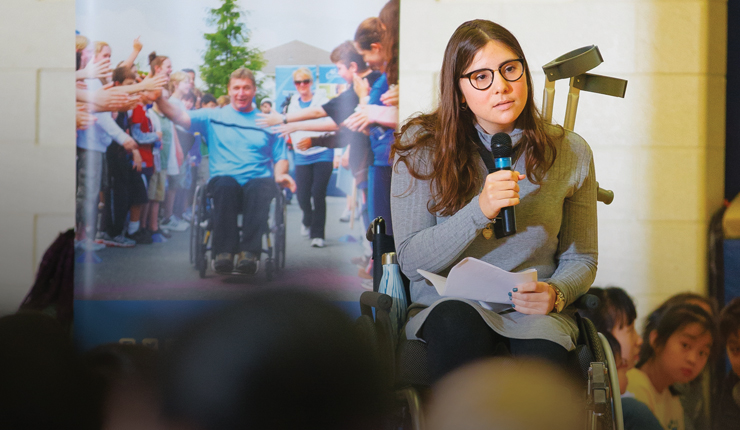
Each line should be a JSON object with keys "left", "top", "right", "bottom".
{"left": 580, "top": 286, "right": 643, "bottom": 369}
{"left": 639, "top": 292, "right": 718, "bottom": 430}
{"left": 392, "top": 19, "right": 597, "bottom": 382}
{"left": 627, "top": 303, "right": 716, "bottom": 430}
{"left": 715, "top": 298, "right": 740, "bottom": 430}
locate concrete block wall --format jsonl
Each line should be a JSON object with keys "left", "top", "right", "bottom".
{"left": 398, "top": 0, "right": 727, "bottom": 327}
{"left": 0, "top": 0, "right": 76, "bottom": 315}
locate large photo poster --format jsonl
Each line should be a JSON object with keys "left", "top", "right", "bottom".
{"left": 74, "top": 0, "right": 399, "bottom": 348}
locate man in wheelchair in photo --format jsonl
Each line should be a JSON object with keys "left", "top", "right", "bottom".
{"left": 155, "top": 68, "right": 296, "bottom": 275}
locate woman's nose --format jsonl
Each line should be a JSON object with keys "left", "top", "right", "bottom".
{"left": 491, "top": 72, "right": 510, "bottom": 94}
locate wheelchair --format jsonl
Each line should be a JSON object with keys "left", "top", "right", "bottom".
{"left": 358, "top": 218, "right": 623, "bottom": 430}
{"left": 189, "top": 180, "right": 287, "bottom": 281}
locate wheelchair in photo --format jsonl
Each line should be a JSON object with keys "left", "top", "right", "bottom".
{"left": 356, "top": 45, "right": 627, "bottom": 429}
{"left": 189, "top": 180, "right": 287, "bottom": 281}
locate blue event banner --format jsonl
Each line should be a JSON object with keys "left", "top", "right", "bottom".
{"left": 74, "top": 299, "right": 361, "bottom": 351}
{"left": 319, "top": 65, "right": 346, "bottom": 84}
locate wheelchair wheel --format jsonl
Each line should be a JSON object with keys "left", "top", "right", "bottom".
{"left": 581, "top": 318, "right": 619, "bottom": 430}
{"left": 189, "top": 185, "right": 201, "bottom": 266}
{"left": 274, "top": 189, "right": 287, "bottom": 270}
{"left": 279, "top": 210, "right": 286, "bottom": 269}
{"left": 194, "top": 185, "right": 209, "bottom": 279}
{"left": 274, "top": 227, "right": 286, "bottom": 270}
{"left": 196, "top": 235, "right": 207, "bottom": 278}
{"left": 265, "top": 258, "right": 274, "bottom": 281}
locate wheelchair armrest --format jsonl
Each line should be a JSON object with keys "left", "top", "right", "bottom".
{"left": 359, "top": 291, "right": 398, "bottom": 383}
{"left": 573, "top": 293, "right": 599, "bottom": 311}
{"left": 360, "top": 291, "right": 392, "bottom": 317}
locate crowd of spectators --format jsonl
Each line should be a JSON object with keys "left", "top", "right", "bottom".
{"left": 6, "top": 283, "right": 740, "bottom": 429}
{"left": 74, "top": 34, "right": 223, "bottom": 256}
{"left": 578, "top": 287, "right": 740, "bottom": 430}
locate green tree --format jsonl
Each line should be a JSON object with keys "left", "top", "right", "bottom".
{"left": 200, "top": 0, "right": 265, "bottom": 98}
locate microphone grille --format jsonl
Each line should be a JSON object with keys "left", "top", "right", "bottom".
{"left": 490, "top": 132, "right": 513, "bottom": 158}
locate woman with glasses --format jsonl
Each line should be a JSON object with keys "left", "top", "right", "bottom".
{"left": 391, "top": 20, "right": 597, "bottom": 382}
{"left": 286, "top": 67, "right": 333, "bottom": 248}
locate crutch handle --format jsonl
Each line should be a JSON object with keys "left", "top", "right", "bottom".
{"left": 542, "top": 45, "right": 603, "bottom": 82}
{"left": 596, "top": 182, "right": 614, "bottom": 205}
{"left": 572, "top": 73, "right": 628, "bottom": 98}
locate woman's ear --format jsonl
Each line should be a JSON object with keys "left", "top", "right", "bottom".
{"left": 370, "top": 42, "right": 382, "bottom": 53}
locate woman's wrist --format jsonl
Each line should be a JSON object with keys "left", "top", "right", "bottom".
{"left": 471, "top": 194, "right": 498, "bottom": 222}
{"left": 477, "top": 193, "right": 499, "bottom": 220}
{"left": 549, "top": 283, "right": 565, "bottom": 313}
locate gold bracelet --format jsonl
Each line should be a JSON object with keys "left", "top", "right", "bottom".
{"left": 551, "top": 284, "right": 565, "bottom": 313}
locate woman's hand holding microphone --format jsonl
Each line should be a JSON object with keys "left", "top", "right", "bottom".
{"left": 478, "top": 170, "right": 524, "bottom": 220}
{"left": 478, "top": 170, "right": 558, "bottom": 315}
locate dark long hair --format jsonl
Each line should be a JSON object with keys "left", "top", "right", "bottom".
{"left": 378, "top": 0, "right": 399, "bottom": 85}
{"left": 580, "top": 286, "right": 637, "bottom": 334}
{"left": 392, "top": 20, "right": 560, "bottom": 216}
{"left": 354, "top": 18, "right": 383, "bottom": 51}
{"left": 637, "top": 303, "right": 717, "bottom": 368}
{"left": 656, "top": 292, "right": 717, "bottom": 316}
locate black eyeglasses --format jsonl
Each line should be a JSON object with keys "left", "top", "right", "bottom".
{"left": 460, "top": 59, "right": 525, "bottom": 91}
{"left": 294, "top": 79, "right": 311, "bottom": 86}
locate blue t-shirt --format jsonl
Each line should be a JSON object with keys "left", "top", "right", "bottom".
{"left": 621, "top": 397, "right": 663, "bottom": 430}
{"left": 188, "top": 105, "right": 288, "bottom": 185}
{"left": 295, "top": 149, "right": 334, "bottom": 166}
{"left": 368, "top": 73, "right": 388, "bottom": 106}
{"left": 367, "top": 73, "right": 393, "bottom": 167}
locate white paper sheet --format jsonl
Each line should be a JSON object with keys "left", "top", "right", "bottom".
{"left": 417, "top": 257, "right": 537, "bottom": 303}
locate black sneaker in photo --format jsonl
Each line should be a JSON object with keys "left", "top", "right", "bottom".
{"left": 127, "top": 229, "right": 153, "bottom": 245}
{"left": 213, "top": 253, "right": 234, "bottom": 274}
{"left": 235, "top": 251, "right": 259, "bottom": 275}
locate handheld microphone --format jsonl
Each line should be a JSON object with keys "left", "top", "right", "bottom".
{"left": 490, "top": 132, "right": 516, "bottom": 238}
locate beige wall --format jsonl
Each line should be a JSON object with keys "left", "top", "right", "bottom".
{"left": 0, "top": 0, "right": 76, "bottom": 315}
{"left": 0, "top": 0, "right": 727, "bottom": 323}
{"left": 399, "top": 0, "right": 727, "bottom": 326}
